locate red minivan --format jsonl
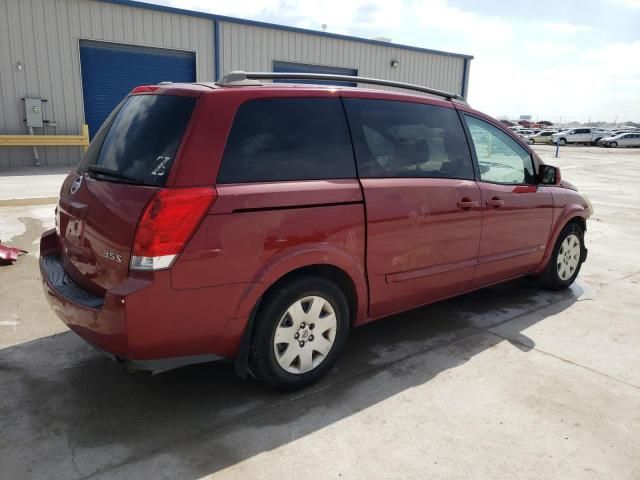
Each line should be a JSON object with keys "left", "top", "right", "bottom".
{"left": 40, "top": 73, "right": 591, "bottom": 390}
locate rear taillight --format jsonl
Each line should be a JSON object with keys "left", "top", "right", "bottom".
{"left": 130, "top": 187, "right": 216, "bottom": 271}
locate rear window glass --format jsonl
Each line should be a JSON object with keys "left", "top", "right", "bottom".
{"left": 79, "top": 94, "right": 196, "bottom": 186}
{"left": 217, "top": 98, "right": 356, "bottom": 183}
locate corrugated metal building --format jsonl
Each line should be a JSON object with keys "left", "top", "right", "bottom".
{"left": 0, "top": 0, "right": 473, "bottom": 168}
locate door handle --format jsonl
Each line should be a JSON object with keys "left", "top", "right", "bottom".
{"left": 486, "top": 197, "right": 505, "bottom": 208}
{"left": 457, "top": 199, "right": 479, "bottom": 210}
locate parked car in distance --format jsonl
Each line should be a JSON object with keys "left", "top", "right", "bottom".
{"left": 606, "top": 130, "right": 636, "bottom": 138}
{"left": 552, "top": 128, "right": 608, "bottom": 146}
{"left": 515, "top": 129, "right": 534, "bottom": 138}
{"left": 526, "top": 130, "right": 556, "bottom": 144}
{"left": 599, "top": 132, "right": 640, "bottom": 148}
{"left": 39, "top": 74, "right": 592, "bottom": 391}
{"left": 597, "top": 131, "right": 622, "bottom": 144}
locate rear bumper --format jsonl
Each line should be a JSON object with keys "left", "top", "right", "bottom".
{"left": 86, "top": 339, "right": 222, "bottom": 374}
{"left": 39, "top": 228, "right": 249, "bottom": 366}
{"left": 39, "top": 258, "right": 223, "bottom": 370}
{"left": 40, "top": 249, "right": 129, "bottom": 358}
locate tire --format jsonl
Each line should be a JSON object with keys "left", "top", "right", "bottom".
{"left": 249, "top": 276, "right": 350, "bottom": 391}
{"left": 536, "top": 223, "right": 585, "bottom": 290}
{"left": 610, "top": 141, "right": 618, "bottom": 148}
{"left": 558, "top": 138, "right": 567, "bottom": 146}
{"left": 527, "top": 138, "right": 535, "bottom": 145}
{"left": 592, "top": 137, "right": 602, "bottom": 146}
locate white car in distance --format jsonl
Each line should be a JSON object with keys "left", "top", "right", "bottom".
{"left": 599, "top": 132, "right": 640, "bottom": 148}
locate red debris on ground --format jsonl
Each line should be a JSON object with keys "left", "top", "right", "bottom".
{"left": 0, "top": 244, "right": 27, "bottom": 265}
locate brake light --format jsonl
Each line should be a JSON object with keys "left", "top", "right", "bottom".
{"left": 130, "top": 187, "right": 216, "bottom": 271}
{"left": 131, "top": 85, "right": 160, "bottom": 94}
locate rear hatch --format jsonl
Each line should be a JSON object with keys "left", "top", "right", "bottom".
{"left": 57, "top": 92, "right": 198, "bottom": 294}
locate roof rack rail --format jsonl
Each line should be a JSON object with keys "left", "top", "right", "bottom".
{"left": 216, "top": 71, "right": 462, "bottom": 100}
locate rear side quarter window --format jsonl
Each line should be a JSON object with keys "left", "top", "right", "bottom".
{"left": 217, "top": 98, "right": 356, "bottom": 183}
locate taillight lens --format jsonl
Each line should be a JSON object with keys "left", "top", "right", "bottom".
{"left": 130, "top": 187, "right": 216, "bottom": 271}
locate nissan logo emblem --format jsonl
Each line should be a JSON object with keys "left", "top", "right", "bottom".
{"left": 70, "top": 176, "right": 83, "bottom": 195}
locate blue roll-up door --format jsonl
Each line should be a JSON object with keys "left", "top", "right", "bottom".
{"left": 273, "top": 61, "right": 358, "bottom": 87}
{"left": 80, "top": 40, "right": 196, "bottom": 138}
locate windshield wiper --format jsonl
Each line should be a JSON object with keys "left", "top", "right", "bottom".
{"left": 87, "top": 165, "right": 139, "bottom": 184}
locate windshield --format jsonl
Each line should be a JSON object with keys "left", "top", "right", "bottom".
{"left": 78, "top": 94, "right": 196, "bottom": 186}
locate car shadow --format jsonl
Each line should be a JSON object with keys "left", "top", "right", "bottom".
{"left": 0, "top": 279, "right": 582, "bottom": 479}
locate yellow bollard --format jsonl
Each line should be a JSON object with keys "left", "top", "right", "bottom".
{"left": 81, "top": 124, "right": 89, "bottom": 152}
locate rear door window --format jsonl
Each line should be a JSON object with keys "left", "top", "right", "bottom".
{"left": 217, "top": 98, "right": 355, "bottom": 183}
{"left": 343, "top": 98, "right": 474, "bottom": 180}
{"left": 79, "top": 94, "right": 196, "bottom": 186}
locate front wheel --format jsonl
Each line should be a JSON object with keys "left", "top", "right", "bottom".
{"left": 536, "top": 223, "right": 585, "bottom": 290}
{"left": 527, "top": 138, "right": 535, "bottom": 145}
{"left": 250, "top": 276, "right": 350, "bottom": 391}
{"left": 558, "top": 138, "right": 567, "bottom": 146}
{"left": 610, "top": 141, "right": 618, "bottom": 148}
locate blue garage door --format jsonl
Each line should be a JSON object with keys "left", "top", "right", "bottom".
{"left": 80, "top": 40, "right": 196, "bottom": 138}
{"left": 273, "top": 61, "right": 358, "bottom": 87}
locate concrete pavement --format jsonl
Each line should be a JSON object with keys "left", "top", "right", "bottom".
{"left": 0, "top": 166, "right": 69, "bottom": 205}
{"left": 0, "top": 145, "right": 639, "bottom": 479}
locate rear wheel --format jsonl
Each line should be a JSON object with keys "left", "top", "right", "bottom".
{"left": 536, "top": 223, "right": 585, "bottom": 290}
{"left": 250, "top": 276, "right": 349, "bottom": 391}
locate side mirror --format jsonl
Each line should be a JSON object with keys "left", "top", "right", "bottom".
{"left": 539, "top": 164, "right": 561, "bottom": 185}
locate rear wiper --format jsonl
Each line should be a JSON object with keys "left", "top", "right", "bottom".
{"left": 87, "top": 165, "right": 139, "bottom": 184}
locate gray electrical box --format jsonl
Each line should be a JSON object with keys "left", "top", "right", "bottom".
{"left": 24, "top": 97, "right": 43, "bottom": 128}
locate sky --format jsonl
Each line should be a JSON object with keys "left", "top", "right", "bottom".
{"left": 152, "top": 0, "right": 640, "bottom": 123}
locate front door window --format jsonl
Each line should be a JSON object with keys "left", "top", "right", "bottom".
{"left": 464, "top": 115, "right": 536, "bottom": 184}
